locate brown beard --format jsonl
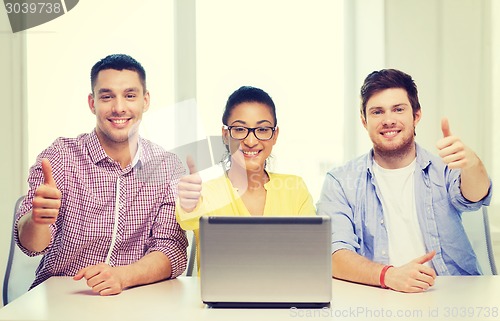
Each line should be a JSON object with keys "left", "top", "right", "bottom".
{"left": 373, "top": 129, "right": 416, "bottom": 163}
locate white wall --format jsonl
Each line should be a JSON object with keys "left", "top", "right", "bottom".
{"left": 374, "top": 0, "right": 499, "bottom": 266}
{"left": 1, "top": 0, "right": 176, "bottom": 306}
{"left": 384, "top": 0, "right": 497, "bottom": 225}
{"left": 385, "top": 0, "right": 491, "bottom": 157}
{"left": 491, "top": 0, "right": 500, "bottom": 252}
{"left": 1, "top": 0, "right": 498, "bottom": 306}
{"left": 0, "top": 10, "right": 26, "bottom": 306}
{"left": 25, "top": 0, "right": 176, "bottom": 164}
{"left": 195, "top": 0, "right": 345, "bottom": 201}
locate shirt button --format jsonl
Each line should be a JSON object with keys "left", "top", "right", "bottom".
{"left": 382, "top": 251, "right": 386, "bottom": 255}
{"left": 380, "top": 219, "right": 384, "bottom": 225}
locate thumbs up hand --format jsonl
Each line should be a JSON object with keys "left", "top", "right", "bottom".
{"left": 178, "top": 156, "right": 202, "bottom": 212}
{"left": 32, "top": 158, "right": 62, "bottom": 224}
{"left": 440, "top": 117, "right": 453, "bottom": 138}
{"left": 436, "top": 118, "right": 479, "bottom": 170}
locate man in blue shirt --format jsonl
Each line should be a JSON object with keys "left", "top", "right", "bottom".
{"left": 317, "top": 69, "right": 492, "bottom": 293}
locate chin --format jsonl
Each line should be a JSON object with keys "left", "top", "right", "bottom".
{"left": 375, "top": 138, "right": 415, "bottom": 156}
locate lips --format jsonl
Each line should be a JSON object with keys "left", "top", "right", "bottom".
{"left": 109, "top": 118, "right": 131, "bottom": 128}
{"left": 380, "top": 130, "right": 400, "bottom": 138}
{"left": 241, "top": 150, "right": 261, "bottom": 157}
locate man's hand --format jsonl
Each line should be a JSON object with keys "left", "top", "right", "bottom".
{"left": 73, "top": 263, "right": 126, "bottom": 296}
{"left": 384, "top": 251, "right": 437, "bottom": 293}
{"left": 436, "top": 117, "right": 490, "bottom": 202}
{"left": 436, "top": 118, "right": 479, "bottom": 170}
{"left": 178, "top": 156, "right": 202, "bottom": 212}
{"left": 31, "top": 158, "right": 62, "bottom": 224}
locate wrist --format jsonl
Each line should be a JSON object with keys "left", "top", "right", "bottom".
{"left": 379, "top": 265, "right": 394, "bottom": 289}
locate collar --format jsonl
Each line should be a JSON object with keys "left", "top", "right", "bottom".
{"left": 131, "top": 140, "right": 143, "bottom": 168}
{"left": 87, "top": 130, "right": 108, "bottom": 164}
{"left": 86, "top": 129, "right": 143, "bottom": 169}
{"left": 366, "top": 143, "right": 431, "bottom": 176}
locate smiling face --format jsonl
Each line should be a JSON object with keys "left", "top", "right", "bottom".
{"left": 222, "top": 102, "right": 278, "bottom": 173}
{"left": 88, "top": 69, "right": 150, "bottom": 151}
{"left": 362, "top": 88, "right": 421, "bottom": 167}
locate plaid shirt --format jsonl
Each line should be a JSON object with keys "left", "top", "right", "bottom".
{"left": 15, "top": 130, "right": 188, "bottom": 288}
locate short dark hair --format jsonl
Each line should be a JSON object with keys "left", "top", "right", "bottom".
{"left": 90, "top": 54, "right": 146, "bottom": 94}
{"left": 222, "top": 86, "right": 277, "bottom": 126}
{"left": 360, "top": 69, "right": 421, "bottom": 119}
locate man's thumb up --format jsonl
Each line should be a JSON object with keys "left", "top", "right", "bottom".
{"left": 441, "top": 117, "right": 452, "bottom": 138}
{"left": 41, "top": 158, "right": 57, "bottom": 187}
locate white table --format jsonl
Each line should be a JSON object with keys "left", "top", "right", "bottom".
{"left": 0, "top": 276, "right": 499, "bottom": 321}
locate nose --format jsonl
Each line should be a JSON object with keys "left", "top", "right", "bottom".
{"left": 243, "top": 130, "right": 259, "bottom": 147}
{"left": 382, "top": 111, "right": 396, "bottom": 126}
{"left": 112, "top": 96, "right": 126, "bottom": 114}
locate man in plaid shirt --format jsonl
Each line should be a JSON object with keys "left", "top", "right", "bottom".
{"left": 15, "top": 54, "right": 188, "bottom": 296}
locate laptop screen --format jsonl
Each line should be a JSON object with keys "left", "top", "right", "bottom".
{"left": 199, "top": 216, "right": 332, "bottom": 308}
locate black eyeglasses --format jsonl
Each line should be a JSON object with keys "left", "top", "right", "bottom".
{"left": 223, "top": 125, "right": 277, "bottom": 141}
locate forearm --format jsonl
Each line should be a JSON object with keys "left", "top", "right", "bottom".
{"left": 460, "top": 156, "right": 491, "bottom": 202}
{"left": 332, "top": 249, "right": 384, "bottom": 287}
{"left": 17, "top": 212, "right": 51, "bottom": 252}
{"left": 118, "top": 251, "right": 172, "bottom": 289}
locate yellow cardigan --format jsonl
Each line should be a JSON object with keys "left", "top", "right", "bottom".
{"left": 175, "top": 172, "right": 316, "bottom": 272}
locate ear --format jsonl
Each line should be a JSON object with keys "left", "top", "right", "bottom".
{"left": 143, "top": 90, "right": 151, "bottom": 113}
{"left": 360, "top": 113, "right": 367, "bottom": 129}
{"left": 88, "top": 93, "right": 96, "bottom": 114}
{"left": 222, "top": 126, "right": 229, "bottom": 145}
{"left": 271, "top": 126, "right": 279, "bottom": 146}
{"left": 413, "top": 108, "right": 422, "bottom": 127}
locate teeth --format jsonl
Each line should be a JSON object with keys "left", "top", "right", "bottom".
{"left": 112, "top": 119, "right": 127, "bottom": 124}
{"left": 243, "top": 151, "right": 258, "bottom": 155}
{"left": 383, "top": 131, "right": 398, "bottom": 136}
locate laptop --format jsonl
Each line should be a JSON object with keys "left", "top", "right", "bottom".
{"left": 199, "top": 216, "right": 332, "bottom": 308}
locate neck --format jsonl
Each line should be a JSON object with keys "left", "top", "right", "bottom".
{"left": 373, "top": 141, "right": 416, "bottom": 169}
{"left": 97, "top": 134, "right": 138, "bottom": 169}
{"left": 227, "top": 164, "right": 268, "bottom": 191}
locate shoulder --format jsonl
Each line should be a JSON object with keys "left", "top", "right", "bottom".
{"left": 140, "top": 138, "right": 183, "bottom": 165}
{"left": 29, "top": 134, "right": 88, "bottom": 192}
{"left": 37, "top": 134, "right": 89, "bottom": 162}
{"left": 415, "top": 144, "right": 447, "bottom": 172}
{"left": 269, "top": 172, "right": 304, "bottom": 181}
{"left": 415, "top": 144, "right": 439, "bottom": 161}
{"left": 48, "top": 134, "right": 86, "bottom": 151}
{"left": 328, "top": 152, "right": 370, "bottom": 181}
{"left": 140, "top": 137, "right": 170, "bottom": 156}
{"left": 203, "top": 175, "right": 229, "bottom": 188}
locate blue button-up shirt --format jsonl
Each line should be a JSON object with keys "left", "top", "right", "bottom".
{"left": 317, "top": 144, "right": 492, "bottom": 275}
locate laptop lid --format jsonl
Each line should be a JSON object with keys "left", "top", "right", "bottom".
{"left": 199, "top": 216, "right": 332, "bottom": 308}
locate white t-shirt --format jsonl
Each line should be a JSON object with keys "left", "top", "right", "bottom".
{"left": 372, "top": 159, "right": 427, "bottom": 267}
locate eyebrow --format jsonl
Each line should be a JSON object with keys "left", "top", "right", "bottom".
{"left": 97, "top": 87, "right": 140, "bottom": 95}
{"left": 97, "top": 88, "right": 112, "bottom": 94}
{"left": 367, "top": 103, "right": 408, "bottom": 110}
{"left": 230, "top": 119, "right": 274, "bottom": 126}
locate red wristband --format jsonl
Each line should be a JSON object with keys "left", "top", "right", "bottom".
{"left": 380, "top": 265, "right": 394, "bottom": 289}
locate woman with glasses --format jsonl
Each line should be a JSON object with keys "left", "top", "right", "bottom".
{"left": 175, "top": 86, "right": 316, "bottom": 271}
